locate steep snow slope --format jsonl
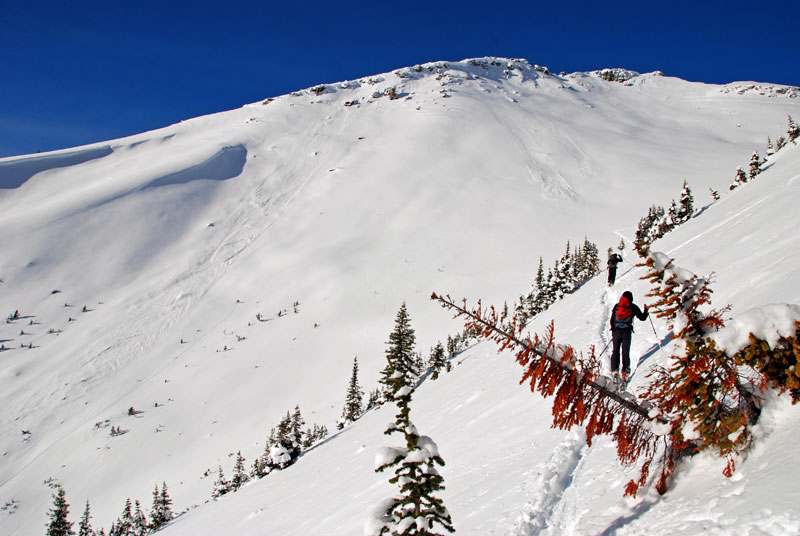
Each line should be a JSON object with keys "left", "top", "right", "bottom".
{"left": 0, "top": 58, "right": 797, "bottom": 534}
{"left": 155, "top": 139, "right": 800, "bottom": 536}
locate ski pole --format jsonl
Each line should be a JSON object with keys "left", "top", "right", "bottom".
{"left": 648, "top": 313, "right": 669, "bottom": 356}
{"left": 598, "top": 338, "right": 612, "bottom": 357}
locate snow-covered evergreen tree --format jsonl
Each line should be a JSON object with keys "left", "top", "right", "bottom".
{"left": 372, "top": 357, "right": 454, "bottom": 535}
{"left": 787, "top": 114, "right": 799, "bottom": 143}
{"left": 212, "top": 465, "right": 231, "bottom": 499}
{"left": 675, "top": 180, "right": 694, "bottom": 224}
{"left": 748, "top": 151, "right": 762, "bottom": 180}
{"left": 114, "top": 498, "right": 134, "bottom": 536}
{"left": 380, "top": 303, "right": 419, "bottom": 398}
{"left": 132, "top": 500, "right": 147, "bottom": 536}
{"left": 735, "top": 166, "right": 748, "bottom": 185}
{"left": 427, "top": 342, "right": 449, "bottom": 380}
{"left": 576, "top": 237, "right": 600, "bottom": 282}
{"left": 339, "top": 357, "right": 364, "bottom": 428}
{"left": 635, "top": 205, "right": 667, "bottom": 254}
{"left": 366, "top": 388, "right": 384, "bottom": 410}
{"left": 250, "top": 452, "right": 268, "bottom": 479}
{"left": 149, "top": 482, "right": 173, "bottom": 531}
{"left": 766, "top": 136, "right": 774, "bottom": 157}
{"left": 302, "top": 423, "right": 328, "bottom": 448}
{"left": 231, "top": 451, "right": 250, "bottom": 491}
{"left": 77, "top": 500, "right": 94, "bottom": 536}
{"left": 47, "top": 486, "right": 74, "bottom": 536}
{"left": 551, "top": 242, "right": 576, "bottom": 299}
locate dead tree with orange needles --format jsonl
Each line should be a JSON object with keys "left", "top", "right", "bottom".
{"left": 430, "top": 292, "right": 673, "bottom": 496}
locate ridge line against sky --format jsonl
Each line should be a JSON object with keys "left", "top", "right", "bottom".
{"left": 2, "top": 0, "right": 799, "bottom": 159}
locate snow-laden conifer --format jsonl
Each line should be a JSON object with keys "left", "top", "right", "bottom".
{"left": 787, "top": 114, "right": 799, "bottom": 144}
{"left": 132, "top": 500, "right": 147, "bottom": 536}
{"left": 675, "top": 181, "right": 694, "bottom": 224}
{"left": 212, "top": 465, "right": 231, "bottom": 499}
{"left": 231, "top": 451, "right": 250, "bottom": 491}
{"left": 370, "top": 343, "right": 454, "bottom": 535}
{"left": 748, "top": 151, "right": 762, "bottom": 180}
{"left": 149, "top": 482, "right": 173, "bottom": 530}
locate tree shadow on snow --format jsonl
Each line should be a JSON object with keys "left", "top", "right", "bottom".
{"left": 599, "top": 495, "right": 661, "bottom": 535}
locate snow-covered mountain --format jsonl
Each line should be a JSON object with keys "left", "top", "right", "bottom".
{"left": 1, "top": 57, "right": 798, "bottom": 535}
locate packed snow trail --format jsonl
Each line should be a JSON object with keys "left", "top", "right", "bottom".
{"left": 508, "top": 431, "right": 585, "bottom": 535}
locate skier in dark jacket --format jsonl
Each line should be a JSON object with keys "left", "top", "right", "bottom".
{"left": 609, "top": 290, "right": 648, "bottom": 384}
{"left": 607, "top": 253, "right": 622, "bottom": 286}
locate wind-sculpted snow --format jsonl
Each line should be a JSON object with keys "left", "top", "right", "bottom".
{"left": 145, "top": 144, "right": 247, "bottom": 189}
{"left": 0, "top": 145, "right": 113, "bottom": 189}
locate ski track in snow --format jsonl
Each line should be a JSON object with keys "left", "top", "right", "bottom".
{"left": 507, "top": 430, "right": 585, "bottom": 536}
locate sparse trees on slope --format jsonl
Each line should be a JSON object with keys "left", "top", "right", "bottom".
{"left": 47, "top": 486, "right": 74, "bottom": 536}
{"left": 339, "top": 357, "right": 364, "bottom": 428}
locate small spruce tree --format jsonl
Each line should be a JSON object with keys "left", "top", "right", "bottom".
{"left": 340, "top": 357, "right": 365, "bottom": 428}
{"left": 231, "top": 451, "right": 250, "bottom": 491}
{"left": 787, "top": 115, "right": 799, "bottom": 144}
{"left": 132, "top": 500, "right": 147, "bottom": 536}
{"left": 748, "top": 151, "right": 762, "bottom": 180}
{"left": 212, "top": 465, "right": 231, "bottom": 498}
{"left": 47, "top": 486, "right": 75, "bottom": 536}
{"left": 77, "top": 500, "right": 94, "bottom": 536}
{"left": 675, "top": 181, "right": 694, "bottom": 224}
{"left": 427, "top": 342, "right": 449, "bottom": 380}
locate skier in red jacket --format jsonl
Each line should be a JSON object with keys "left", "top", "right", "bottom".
{"left": 609, "top": 290, "right": 649, "bottom": 385}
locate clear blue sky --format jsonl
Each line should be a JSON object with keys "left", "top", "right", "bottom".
{"left": 2, "top": 0, "right": 798, "bottom": 158}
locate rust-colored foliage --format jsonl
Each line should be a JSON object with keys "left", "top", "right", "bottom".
{"left": 431, "top": 292, "right": 664, "bottom": 497}
{"left": 432, "top": 251, "right": 800, "bottom": 498}
{"left": 734, "top": 322, "right": 800, "bottom": 403}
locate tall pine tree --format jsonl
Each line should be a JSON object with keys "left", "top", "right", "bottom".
{"left": 380, "top": 303, "right": 418, "bottom": 398}
{"left": 373, "top": 357, "right": 454, "bottom": 535}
